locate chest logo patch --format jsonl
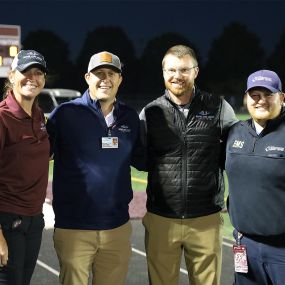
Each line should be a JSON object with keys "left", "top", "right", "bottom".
{"left": 118, "top": 124, "right": 131, "bottom": 133}
{"left": 265, "top": 146, "right": 284, "bottom": 152}
{"left": 195, "top": 110, "right": 215, "bottom": 120}
{"left": 232, "top": 140, "right": 244, "bottom": 148}
{"left": 40, "top": 122, "right": 47, "bottom": 132}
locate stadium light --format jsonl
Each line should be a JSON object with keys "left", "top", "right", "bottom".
{"left": 9, "top": 45, "right": 18, "bottom": 57}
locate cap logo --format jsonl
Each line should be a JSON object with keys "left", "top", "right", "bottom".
{"left": 87, "top": 51, "right": 121, "bottom": 73}
{"left": 100, "top": 52, "right": 112, "bottom": 63}
{"left": 252, "top": 76, "right": 272, "bottom": 82}
{"left": 11, "top": 49, "right": 47, "bottom": 73}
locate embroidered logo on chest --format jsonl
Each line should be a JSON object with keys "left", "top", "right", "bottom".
{"left": 118, "top": 125, "right": 131, "bottom": 133}
{"left": 265, "top": 146, "right": 284, "bottom": 152}
{"left": 40, "top": 122, "right": 47, "bottom": 132}
{"left": 232, "top": 140, "right": 244, "bottom": 148}
{"left": 195, "top": 110, "right": 215, "bottom": 120}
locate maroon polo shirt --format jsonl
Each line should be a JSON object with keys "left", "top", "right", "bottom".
{"left": 0, "top": 92, "right": 50, "bottom": 216}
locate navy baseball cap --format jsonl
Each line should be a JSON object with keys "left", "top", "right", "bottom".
{"left": 11, "top": 50, "right": 48, "bottom": 73}
{"left": 245, "top": 70, "right": 282, "bottom": 93}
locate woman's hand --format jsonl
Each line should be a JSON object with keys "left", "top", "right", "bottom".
{"left": 0, "top": 229, "right": 8, "bottom": 267}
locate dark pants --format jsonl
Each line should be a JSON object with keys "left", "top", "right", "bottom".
{"left": 233, "top": 230, "right": 285, "bottom": 285}
{"left": 0, "top": 213, "right": 44, "bottom": 285}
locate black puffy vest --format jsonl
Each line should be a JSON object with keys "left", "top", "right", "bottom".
{"left": 145, "top": 89, "right": 224, "bottom": 218}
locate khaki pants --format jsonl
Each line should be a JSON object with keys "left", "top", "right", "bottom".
{"left": 143, "top": 212, "right": 223, "bottom": 285}
{"left": 53, "top": 221, "right": 132, "bottom": 285}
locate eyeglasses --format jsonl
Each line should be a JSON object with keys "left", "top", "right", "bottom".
{"left": 163, "top": 66, "right": 198, "bottom": 77}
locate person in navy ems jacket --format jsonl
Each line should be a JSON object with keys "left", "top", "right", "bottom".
{"left": 46, "top": 51, "right": 144, "bottom": 285}
{"left": 225, "top": 70, "right": 285, "bottom": 285}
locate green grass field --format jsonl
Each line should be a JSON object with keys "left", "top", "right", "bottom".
{"left": 238, "top": 113, "right": 250, "bottom": 120}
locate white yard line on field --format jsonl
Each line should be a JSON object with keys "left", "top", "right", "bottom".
{"left": 36, "top": 260, "right": 59, "bottom": 276}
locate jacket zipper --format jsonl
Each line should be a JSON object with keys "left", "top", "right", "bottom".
{"left": 181, "top": 131, "right": 187, "bottom": 218}
{"left": 176, "top": 107, "right": 188, "bottom": 218}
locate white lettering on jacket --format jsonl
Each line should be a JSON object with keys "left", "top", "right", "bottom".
{"left": 118, "top": 125, "right": 131, "bottom": 133}
{"left": 232, "top": 140, "right": 244, "bottom": 148}
{"left": 265, "top": 146, "right": 284, "bottom": 152}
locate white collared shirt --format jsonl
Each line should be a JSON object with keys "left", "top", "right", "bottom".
{"left": 105, "top": 107, "right": 115, "bottom": 127}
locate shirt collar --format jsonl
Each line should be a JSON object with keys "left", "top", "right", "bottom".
{"left": 87, "top": 90, "right": 100, "bottom": 109}
{"left": 5, "top": 90, "right": 41, "bottom": 120}
{"left": 87, "top": 89, "right": 118, "bottom": 111}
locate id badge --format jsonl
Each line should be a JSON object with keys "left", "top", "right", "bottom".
{"left": 101, "top": 137, "right": 118, "bottom": 149}
{"left": 233, "top": 245, "right": 248, "bottom": 273}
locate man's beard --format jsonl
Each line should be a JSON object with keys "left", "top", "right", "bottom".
{"left": 165, "top": 81, "right": 191, "bottom": 98}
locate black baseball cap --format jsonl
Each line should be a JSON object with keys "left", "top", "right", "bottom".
{"left": 11, "top": 50, "right": 48, "bottom": 73}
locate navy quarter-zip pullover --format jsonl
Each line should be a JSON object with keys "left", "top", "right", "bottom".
{"left": 47, "top": 90, "right": 144, "bottom": 230}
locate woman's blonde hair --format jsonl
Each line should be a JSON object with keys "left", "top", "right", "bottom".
{"left": 2, "top": 71, "right": 13, "bottom": 99}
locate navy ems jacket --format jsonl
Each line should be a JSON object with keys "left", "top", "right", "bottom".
{"left": 226, "top": 110, "right": 285, "bottom": 238}
{"left": 47, "top": 90, "right": 144, "bottom": 230}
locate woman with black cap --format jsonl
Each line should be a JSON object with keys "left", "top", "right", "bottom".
{"left": 0, "top": 50, "right": 50, "bottom": 285}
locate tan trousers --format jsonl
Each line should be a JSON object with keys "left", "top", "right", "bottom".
{"left": 143, "top": 212, "right": 223, "bottom": 285}
{"left": 53, "top": 221, "right": 132, "bottom": 285}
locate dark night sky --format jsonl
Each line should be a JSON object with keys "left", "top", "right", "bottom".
{"left": 1, "top": 0, "right": 285, "bottom": 63}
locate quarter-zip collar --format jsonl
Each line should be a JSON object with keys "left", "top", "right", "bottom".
{"left": 83, "top": 89, "right": 123, "bottom": 121}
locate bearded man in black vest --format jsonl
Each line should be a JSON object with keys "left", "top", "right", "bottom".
{"left": 140, "top": 44, "right": 237, "bottom": 285}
